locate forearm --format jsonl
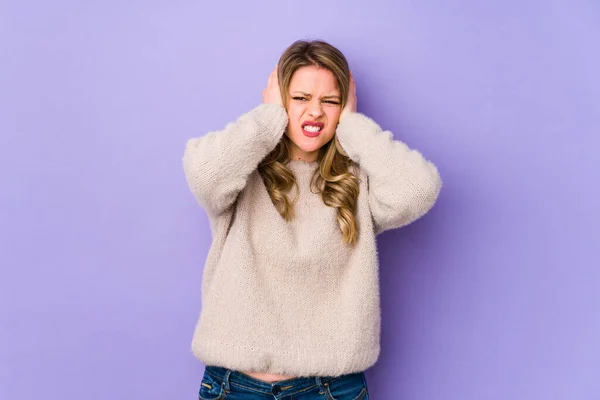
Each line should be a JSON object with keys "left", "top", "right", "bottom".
{"left": 183, "top": 103, "right": 288, "bottom": 217}
{"left": 336, "top": 112, "right": 442, "bottom": 233}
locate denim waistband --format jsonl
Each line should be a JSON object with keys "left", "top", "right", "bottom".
{"left": 204, "top": 365, "right": 358, "bottom": 397}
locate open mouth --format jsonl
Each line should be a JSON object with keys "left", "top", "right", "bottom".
{"left": 301, "top": 122, "right": 324, "bottom": 137}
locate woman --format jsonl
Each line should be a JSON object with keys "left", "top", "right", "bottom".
{"left": 183, "top": 40, "right": 442, "bottom": 399}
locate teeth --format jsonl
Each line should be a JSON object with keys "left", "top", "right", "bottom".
{"left": 303, "top": 125, "right": 322, "bottom": 132}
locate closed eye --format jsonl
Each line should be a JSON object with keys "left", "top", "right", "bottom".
{"left": 293, "top": 97, "right": 339, "bottom": 105}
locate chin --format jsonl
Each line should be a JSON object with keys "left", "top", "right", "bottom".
{"left": 293, "top": 138, "right": 330, "bottom": 153}
{"left": 289, "top": 132, "right": 334, "bottom": 150}
{"left": 298, "top": 145, "right": 323, "bottom": 154}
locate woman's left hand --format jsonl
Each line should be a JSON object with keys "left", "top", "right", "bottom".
{"left": 340, "top": 71, "right": 357, "bottom": 122}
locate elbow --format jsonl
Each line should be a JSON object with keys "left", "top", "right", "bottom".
{"left": 424, "top": 163, "right": 442, "bottom": 207}
{"left": 372, "top": 165, "right": 442, "bottom": 233}
{"left": 413, "top": 162, "right": 442, "bottom": 216}
{"left": 181, "top": 138, "right": 238, "bottom": 217}
{"left": 182, "top": 138, "right": 213, "bottom": 207}
{"left": 182, "top": 137, "right": 200, "bottom": 176}
{"left": 182, "top": 139, "right": 201, "bottom": 191}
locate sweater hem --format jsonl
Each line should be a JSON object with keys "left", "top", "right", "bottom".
{"left": 191, "top": 337, "right": 380, "bottom": 377}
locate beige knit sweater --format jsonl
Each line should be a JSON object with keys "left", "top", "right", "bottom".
{"left": 182, "top": 103, "right": 442, "bottom": 377}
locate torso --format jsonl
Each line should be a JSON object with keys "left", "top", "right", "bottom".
{"left": 204, "top": 163, "right": 369, "bottom": 382}
{"left": 240, "top": 370, "right": 298, "bottom": 382}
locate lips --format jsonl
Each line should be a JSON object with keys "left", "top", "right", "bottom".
{"left": 301, "top": 121, "right": 325, "bottom": 138}
{"left": 301, "top": 121, "right": 325, "bottom": 129}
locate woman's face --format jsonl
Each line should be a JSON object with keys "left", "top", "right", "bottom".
{"left": 284, "top": 65, "right": 342, "bottom": 162}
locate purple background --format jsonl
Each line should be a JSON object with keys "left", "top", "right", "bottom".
{"left": 1, "top": 1, "right": 599, "bottom": 399}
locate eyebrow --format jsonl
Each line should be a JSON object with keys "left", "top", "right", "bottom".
{"left": 291, "top": 91, "right": 341, "bottom": 100}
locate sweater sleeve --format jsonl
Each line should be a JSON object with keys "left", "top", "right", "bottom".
{"left": 182, "top": 103, "right": 289, "bottom": 218}
{"left": 335, "top": 112, "right": 442, "bottom": 235}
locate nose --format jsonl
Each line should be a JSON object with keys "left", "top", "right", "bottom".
{"left": 308, "top": 102, "right": 324, "bottom": 118}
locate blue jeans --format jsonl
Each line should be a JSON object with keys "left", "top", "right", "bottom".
{"left": 199, "top": 365, "right": 370, "bottom": 400}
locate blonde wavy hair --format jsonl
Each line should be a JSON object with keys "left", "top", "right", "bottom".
{"left": 258, "top": 40, "right": 360, "bottom": 245}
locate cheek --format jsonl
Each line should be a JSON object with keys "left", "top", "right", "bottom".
{"left": 285, "top": 107, "right": 301, "bottom": 137}
{"left": 286, "top": 104, "right": 302, "bottom": 123}
{"left": 325, "top": 109, "right": 341, "bottom": 128}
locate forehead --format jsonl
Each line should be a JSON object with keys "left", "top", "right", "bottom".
{"left": 289, "top": 65, "right": 339, "bottom": 93}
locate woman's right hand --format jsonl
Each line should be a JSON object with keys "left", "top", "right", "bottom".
{"left": 262, "top": 65, "right": 283, "bottom": 106}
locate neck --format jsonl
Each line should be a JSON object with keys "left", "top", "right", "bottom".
{"left": 290, "top": 149, "right": 319, "bottom": 162}
{"left": 288, "top": 145, "right": 320, "bottom": 162}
